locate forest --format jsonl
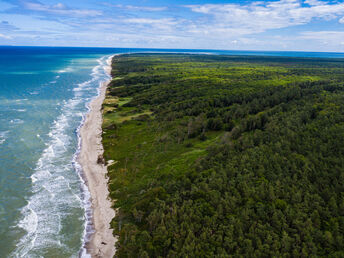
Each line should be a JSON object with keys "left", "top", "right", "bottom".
{"left": 102, "top": 54, "right": 344, "bottom": 257}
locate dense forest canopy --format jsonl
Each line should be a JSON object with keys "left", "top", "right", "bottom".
{"left": 102, "top": 54, "right": 344, "bottom": 257}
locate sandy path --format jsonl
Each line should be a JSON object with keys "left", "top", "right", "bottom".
{"left": 79, "top": 56, "right": 116, "bottom": 257}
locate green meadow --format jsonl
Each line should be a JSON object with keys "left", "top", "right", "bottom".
{"left": 102, "top": 54, "right": 344, "bottom": 257}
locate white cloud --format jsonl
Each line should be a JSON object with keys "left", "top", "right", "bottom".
{"left": 86, "top": 1, "right": 344, "bottom": 50}
{"left": 4, "top": 0, "right": 344, "bottom": 51}
{"left": 0, "top": 33, "right": 12, "bottom": 39}
{"left": 122, "top": 18, "right": 182, "bottom": 33}
{"left": 23, "top": 2, "right": 102, "bottom": 17}
{"left": 304, "top": 0, "right": 325, "bottom": 6}
{"left": 299, "top": 30, "right": 344, "bottom": 49}
{"left": 0, "top": 21, "right": 19, "bottom": 31}
{"left": 109, "top": 4, "right": 168, "bottom": 12}
{"left": 186, "top": 0, "right": 344, "bottom": 34}
{"left": 300, "top": 30, "right": 344, "bottom": 40}
{"left": 124, "top": 18, "right": 177, "bottom": 25}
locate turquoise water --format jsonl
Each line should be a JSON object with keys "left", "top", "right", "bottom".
{"left": 0, "top": 47, "right": 118, "bottom": 257}
{"left": 0, "top": 46, "right": 343, "bottom": 257}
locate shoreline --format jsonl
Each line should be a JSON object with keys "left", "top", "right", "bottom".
{"left": 79, "top": 55, "right": 116, "bottom": 257}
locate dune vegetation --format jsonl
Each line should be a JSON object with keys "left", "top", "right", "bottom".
{"left": 102, "top": 54, "right": 344, "bottom": 257}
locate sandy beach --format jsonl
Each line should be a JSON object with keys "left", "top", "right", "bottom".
{"left": 79, "top": 55, "right": 116, "bottom": 257}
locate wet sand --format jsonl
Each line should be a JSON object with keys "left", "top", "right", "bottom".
{"left": 79, "top": 56, "right": 116, "bottom": 257}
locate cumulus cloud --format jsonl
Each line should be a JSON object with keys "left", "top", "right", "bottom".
{"left": 2, "top": 0, "right": 344, "bottom": 51}
{"left": 186, "top": 0, "right": 344, "bottom": 34}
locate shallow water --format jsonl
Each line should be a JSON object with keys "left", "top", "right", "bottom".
{"left": 0, "top": 47, "right": 118, "bottom": 257}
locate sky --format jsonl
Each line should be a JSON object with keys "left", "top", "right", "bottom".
{"left": 0, "top": 0, "right": 344, "bottom": 52}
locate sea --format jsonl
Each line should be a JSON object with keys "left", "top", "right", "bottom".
{"left": 0, "top": 46, "right": 343, "bottom": 257}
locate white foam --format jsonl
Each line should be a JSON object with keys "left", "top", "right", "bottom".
{"left": 57, "top": 67, "right": 73, "bottom": 73}
{"left": 16, "top": 205, "right": 38, "bottom": 257}
{"left": 49, "top": 74, "right": 61, "bottom": 84}
{"left": 0, "top": 131, "right": 9, "bottom": 145}
{"left": 77, "top": 55, "right": 114, "bottom": 257}
{"left": 10, "top": 119, "right": 24, "bottom": 124}
{"left": 13, "top": 54, "right": 114, "bottom": 257}
{"left": 31, "top": 175, "right": 37, "bottom": 183}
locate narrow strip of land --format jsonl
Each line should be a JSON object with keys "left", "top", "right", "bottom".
{"left": 79, "top": 56, "right": 116, "bottom": 257}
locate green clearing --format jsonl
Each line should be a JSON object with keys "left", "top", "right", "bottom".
{"left": 103, "top": 54, "right": 344, "bottom": 257}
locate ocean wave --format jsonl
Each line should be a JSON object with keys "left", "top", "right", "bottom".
{"left": 13, "top": 55, "right": 113, "bottom": 257}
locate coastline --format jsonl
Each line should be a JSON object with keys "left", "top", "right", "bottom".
{"left": 79, "top": 55, "right": 116, "bottom": 257}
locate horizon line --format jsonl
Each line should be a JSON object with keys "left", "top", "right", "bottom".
{"left": 1, "top": 45, "right": 344, "bottom": 54}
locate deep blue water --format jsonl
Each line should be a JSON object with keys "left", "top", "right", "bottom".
{"left": 2, "top": 46, "right": 344, "bottom": 58}
{"left": 0, "top": 46, "right": 343, "bottom": 257}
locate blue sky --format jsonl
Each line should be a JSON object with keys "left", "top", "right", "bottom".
{"left": 0, "top": 0, "right": 344, "bottom": 51}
